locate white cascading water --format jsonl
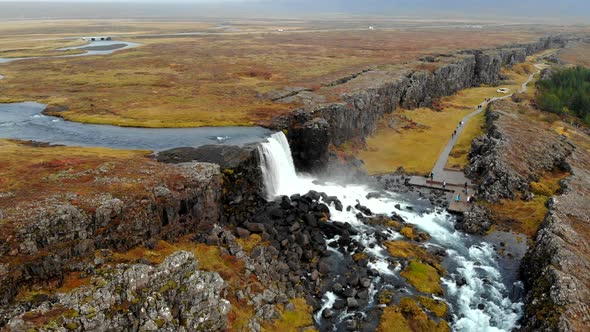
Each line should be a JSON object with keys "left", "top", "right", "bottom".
{"left": 258, "top": 132, "right": 523, "bottom": 332}
{"left": 258, "top": 132, "right": 299, "bottom": 200}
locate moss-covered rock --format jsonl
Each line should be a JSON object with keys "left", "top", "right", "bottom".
{"left": 417, "top": 296, "right": 448, "bottom": 318}
{"left": 400, "top": 261, "right": 443, "bottom": 295}
{"left": 384, "top": 241, "right": 444, "bottom": 273}
{"left": 377, "top": 297, "right": 449, "bottom": 332}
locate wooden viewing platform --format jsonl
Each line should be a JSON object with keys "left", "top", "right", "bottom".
{"left": 408, "top": 173, "right": 475, "bottom": 214}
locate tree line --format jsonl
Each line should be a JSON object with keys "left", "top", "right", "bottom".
{"left": 536, "top": 66, "right": 590, "bottom": 125}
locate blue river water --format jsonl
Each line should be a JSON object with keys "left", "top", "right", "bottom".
{"left": 0, "top": 102, "right": 272, "bottom": 151}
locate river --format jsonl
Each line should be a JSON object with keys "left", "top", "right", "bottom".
{"left": 0, "top": 102, "right": 272, "bottom": 151}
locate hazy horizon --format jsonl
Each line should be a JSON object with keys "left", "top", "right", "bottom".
{"left": 0, "top": 0, "right": 588, "bottom": 24}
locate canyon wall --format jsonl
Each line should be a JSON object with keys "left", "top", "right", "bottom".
{"left": 274, "top": 35, "right": 573, "bottom": 172}
{"left": 466, "top": 101, "right": 590, "bottom": 331}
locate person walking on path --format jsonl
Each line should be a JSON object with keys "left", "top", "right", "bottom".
{"left": 456, "top": 194, "right": 461, "bottom": 202}
{"left": 430, "top": 172, "right": 434, "bottom": 181}
{"left": 442, "top": 181, "right": 446, "bottom": 189}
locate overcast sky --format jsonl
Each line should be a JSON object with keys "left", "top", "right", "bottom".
{"left": 0, "top": 0, "right": 588, "bottom": 22}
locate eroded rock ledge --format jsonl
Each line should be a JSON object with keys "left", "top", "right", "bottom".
{"left": 467, "top": 104, "right": 574, "bottom": 202}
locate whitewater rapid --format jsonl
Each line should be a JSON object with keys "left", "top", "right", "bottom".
{"left": 258, "top": 132, "right": 523, "bottom": 332}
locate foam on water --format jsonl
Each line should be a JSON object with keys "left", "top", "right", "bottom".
{"left": 258, "top": 132, "right": 523, "bottom": 331}
{"left": 315, "top": 292, "right": 337, "bottom": 323}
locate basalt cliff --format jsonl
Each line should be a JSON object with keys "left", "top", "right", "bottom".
{"left": 269, "top": 34, "right": 578, "bottom": 172}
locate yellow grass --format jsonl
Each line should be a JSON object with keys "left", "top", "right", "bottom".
{"left": 0, "top": 38, "right": 87, "bottom": 58}
{"left": 446, "top": 110, "right": 485, "bottom": 169}
{"left": 360, "top": 61, "right": 537, "bottom": 175}
{"left": 483, "top": 169, "right": 569, "bottom": 238}
{"left": 360, "top": 107, "right": 470, "bottom": 175}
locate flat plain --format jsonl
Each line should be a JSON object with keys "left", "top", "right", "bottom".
{"left": 0, "top": 19, "right": 545, "bottom": 127}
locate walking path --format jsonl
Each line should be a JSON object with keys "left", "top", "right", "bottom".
{"left": 409, "top": 66, "right": 542, "bottom": 213}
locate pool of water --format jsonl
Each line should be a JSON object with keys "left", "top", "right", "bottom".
{"left": 0, "top": 102, "right": 273, "bottom": 151}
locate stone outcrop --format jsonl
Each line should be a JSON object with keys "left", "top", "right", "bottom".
{"left": 467, "top": 105, "right": 574, "bottom": 202}
{"left": 157, "top": 144, "right": 267, "bottom": 228}
{"left": 283, "top": 110, "right": 330, "bottom": 172}
{"left": 519, "top": 146, "right": 590, "bottom": 331}
{"left": 0, "top": 162, "right": 222, "bottom": 313}
{"left": 271, "top": 35, "right": 575, "bottom": 172}
{"left": 455, "top": 205, "right": 493, "bottom": 234}
{"left": 4, "top": 251, "right": 231, "bottom": 331}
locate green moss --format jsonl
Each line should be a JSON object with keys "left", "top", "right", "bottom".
{"left": 400, "top": 261, "right": 443, "bottom": 295}
{"left": 155, "top": 318, "right": 166, "bottom": 328}
{"left": 64, "top": 322, "right": 79, "bottom": 330}
{"left": 525, "top": 272, "right": 565, "bottom": 330}
{"left": 261, "top": 298, "right": 314, "bottom": 331}
{"left": 159, "top": 280, "right": 178, "bottom": 294}
{"left": 417, "top": 296, "right": 448, "bottom": 318}
{"left": 378, "top": 290, "right": 394, "bottom": 305}
{"left": 400, "top": 227, "right": 417, "bottom": 240}
{"left": 530, "top": 182, "right": 553, "bottom": 196}
{"left": 384, "top": 241, "right": 444, "bottom": 273}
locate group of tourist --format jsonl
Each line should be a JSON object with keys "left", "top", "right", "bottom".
{"left": 452, "top": 121, "right": 465, "bottom": 138}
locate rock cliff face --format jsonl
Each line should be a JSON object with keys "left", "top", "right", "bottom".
{"left": 4, "top": 251, "right": 230, "bottom": 331}
{"left": 0, "top": 162, "right": 222, "bottom": 319}
{"left": 156, "top": 144, "right": 267, "bottom": 227}
{"left": 519, "top": 146, "right": 590, "bottom": 332}
{"left": 273, "top": 35, "right": 573, "bottom": 172}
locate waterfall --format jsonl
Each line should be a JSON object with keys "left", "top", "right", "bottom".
{"left": 257, "top": 131, "right": 298, "bottom": 199}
